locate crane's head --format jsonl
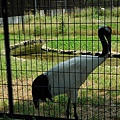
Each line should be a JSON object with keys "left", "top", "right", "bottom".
{"left": 98, "top": 25, "right": 112, "bottom": 56}
{"left": 32, "top": 74, "right": 52, "bottom": 109}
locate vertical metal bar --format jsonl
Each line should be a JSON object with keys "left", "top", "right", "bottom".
{"left": 34, "top": 0, "right": 37, "bottom": 16}
{"left": 2, "top": 0, "right": 13, "bottom": 114}
{"left": 21, "top": 0, "right": 25, "bottom": 34}
{"left": 64, "top": 0, "right": 67, "bottom": 13}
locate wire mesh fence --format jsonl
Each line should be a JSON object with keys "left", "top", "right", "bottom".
{"left": 0, "top": 0, "right": 120, "bottom": 119}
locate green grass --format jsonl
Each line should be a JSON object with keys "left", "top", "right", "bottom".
{"left": 1, "top": 33, "right": 120, "bottom": 119}
{"left": 1, "top": 7, "right": 120, "bottom": 119}
{"left": 10, "top": 35, "right": 120, "bottom": 56}
{"left": 0, "top": 7, "right": 120, "bottom": 36}
{"left": 46, "top": 35, "right": 120, "bottom": 52}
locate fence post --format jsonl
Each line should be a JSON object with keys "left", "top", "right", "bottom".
{"left": 34, "top": 0, "right": 37, "bottom": 16}
{"left": 2, "top": 0, "right": 13, "bottom": 115}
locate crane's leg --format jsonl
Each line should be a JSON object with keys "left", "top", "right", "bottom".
{"left": 73, "top": 103, "right": 78, "bottom": 120}
{"left": 66, "top": 97, "right": 70, "bottom": 119}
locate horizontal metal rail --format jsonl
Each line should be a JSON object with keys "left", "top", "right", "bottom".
{"left": 0, "top": 113, "right": 77, "bottom": 120}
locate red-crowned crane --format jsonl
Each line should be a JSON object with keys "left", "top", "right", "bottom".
{"left": 32, "top": 25, "right": 112, "bottom": 119}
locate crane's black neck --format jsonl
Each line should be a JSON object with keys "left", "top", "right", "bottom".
{"left": 100, "top": 38, "right": 109, "bottom": 57}
{"left": 98, "top": 30, "right": 109, "bottom": 57}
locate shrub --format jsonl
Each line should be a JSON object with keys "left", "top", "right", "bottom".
{"left": 111, "top": 7, "right": 120, "bottom": 17}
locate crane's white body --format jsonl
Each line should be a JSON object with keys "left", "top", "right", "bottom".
{"left": 44, "top": 54, "right": 107, "bottom": 103}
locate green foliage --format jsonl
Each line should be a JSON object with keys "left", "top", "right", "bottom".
{"left": 58, "top": 17, "right": 67, "bottom": 35}
{"left": 0, "top": 7, "right": 120, "bottom": 36}
{"left": 72, "top": 7, "right": 120, "bottom": 18}
{"left": 111, "top": 7, "right": 120, "bottom": 17}
{"left": 24, "top": 15, "right": 34, "bottom": 23}
{"left": 85, "top": 0, "right": 110, "bottom": 6}
{"left": 13, "top": 100, "right": 34, "bottom": 115}
{"left": 80, "top": 7, "right": 98, "bottom": 17}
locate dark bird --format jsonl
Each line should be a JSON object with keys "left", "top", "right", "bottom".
{"left": 32, "top": 25, "right": 112, "bottom": 119}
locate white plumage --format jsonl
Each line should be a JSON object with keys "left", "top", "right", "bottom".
{"left": 44, "top": 55, "right": 107, "bottom": 102}
{"left": 100, "top": 7, "right": 105, "bottom": 11}
{"left": 32, "top": 25, "right": 112, "bottom": 119}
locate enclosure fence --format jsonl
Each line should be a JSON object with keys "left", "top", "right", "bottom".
{"left": 0, "top": 0, "right": 120, "bottom": 119}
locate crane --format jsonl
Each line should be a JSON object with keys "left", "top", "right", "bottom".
{"left": 32, "top": 25, "right": 112, "bottom": 119}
